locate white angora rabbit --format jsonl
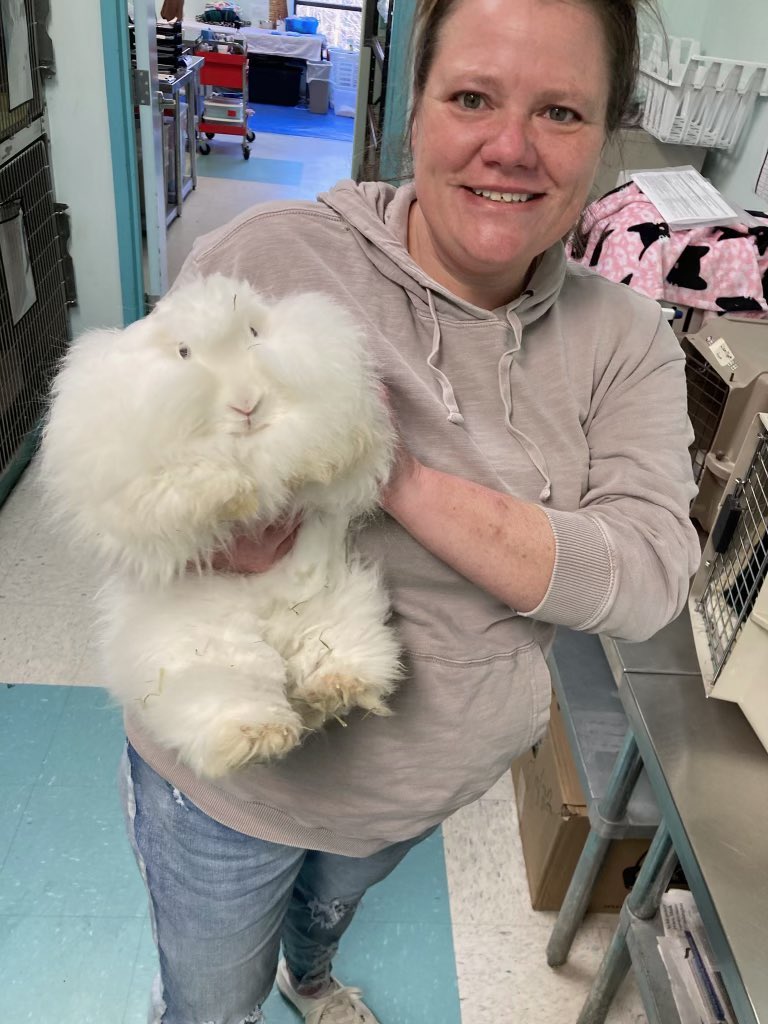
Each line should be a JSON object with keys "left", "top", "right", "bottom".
{"left": 41, "top": 274, "right": 401, "bottom": 779}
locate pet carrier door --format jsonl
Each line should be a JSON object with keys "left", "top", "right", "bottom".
{"left": 683, "top": 318, "right": 768, "bottom": 531}
{"left": 689, "top": 413, "right": 768, "bottom": 754}
{"left": 0, "top": 137, "right": 69, "bottom": 495}
{"left": 0, "top": 0, "right": 43, "bottom": 144}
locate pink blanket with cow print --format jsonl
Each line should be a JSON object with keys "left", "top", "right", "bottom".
{"left": 567, "top": 182, "right": 768, "bottom": 315}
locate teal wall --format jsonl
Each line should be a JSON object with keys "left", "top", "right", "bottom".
{"left": 656, "top": 0, "right": 707, "bottom": 40}
{"left": 699, "top": 1, "right": 768, "bottom": 209}
{"left": 656, "top": 0, "right": 768, "bottom": 209}
{"left": 700, "top": 1, "right": 768, "bottom": 63}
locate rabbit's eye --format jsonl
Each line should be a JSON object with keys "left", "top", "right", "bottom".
{"left": 178, "top": 344, "right": 191, "bottom": 360}
{"left": 250, "top": 327, "right": 258, "bottom": 338}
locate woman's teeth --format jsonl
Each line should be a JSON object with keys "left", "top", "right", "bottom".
{"left": 472, "top": 189, "right": 534, "bottom": 203}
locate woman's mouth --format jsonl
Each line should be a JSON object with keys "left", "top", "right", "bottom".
{"left": 466, "top": 187, "right": 540, "bottom": 204}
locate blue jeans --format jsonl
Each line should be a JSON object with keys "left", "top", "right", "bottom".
{"left": 120, "top": 743, "right": 433, "bottom": 1024}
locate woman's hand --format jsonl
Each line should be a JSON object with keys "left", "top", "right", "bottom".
{"left": 211, "top": 515, "right": 302, "bottom": 574}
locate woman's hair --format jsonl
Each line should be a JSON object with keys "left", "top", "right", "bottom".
{"left": 409, "top": 0, "right": 655, "bottom": 142}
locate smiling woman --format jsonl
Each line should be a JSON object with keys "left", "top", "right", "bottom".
{"left": 98, "top": 2, "right": 701, "bottom": 1022}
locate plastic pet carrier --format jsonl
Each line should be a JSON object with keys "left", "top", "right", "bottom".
{"left": 689, "top": 413, "right": 768, "bottom": 754}
{"left": 682, "top": 318, "right": 768, "bottom": 530}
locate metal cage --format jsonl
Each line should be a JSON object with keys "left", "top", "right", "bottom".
{"left": 681, "top": 319, "right": 768, "bottom": 531}
{"left": 0, "top": 135, "right": 69, "bottom": 493}
{"left": 690, "top": 412, "right": 768, "bottom": 755}
{"left": 684, "top": 340, "right": 729, "bottom": 485}
{"left": 693, "top": 425, "right": 768, "bottom": 679}
{"left": 0, "top": 0, "right": 44, "bottom": 145}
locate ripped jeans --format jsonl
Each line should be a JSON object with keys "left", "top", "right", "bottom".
{"left": 120, "top": 743, "right": 433, "bottom": 1024}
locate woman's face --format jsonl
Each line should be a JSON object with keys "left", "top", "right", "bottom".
{"left": 409, "top": 0, "right": 610, "bottom": 304}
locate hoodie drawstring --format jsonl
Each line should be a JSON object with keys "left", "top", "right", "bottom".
{"left": 426, "top": 290, "right": 464, "bottom": 425}
{"left": 425, "top": 288, "right": 552, "bottom": 502}
{"left": 497, "top": 346, "right": 552, "bottom": 502}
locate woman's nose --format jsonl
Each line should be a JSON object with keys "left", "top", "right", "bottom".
{"left": 479, "top": 113, "right": 537, "bottom": 170}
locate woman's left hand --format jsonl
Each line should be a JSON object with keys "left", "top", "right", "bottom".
{"left": 210, "top": 515, "right": 302, "bottom": 574}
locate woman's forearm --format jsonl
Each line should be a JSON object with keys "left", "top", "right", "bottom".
{"left": 381, "top": 459, "right": 556, "bottom": 613}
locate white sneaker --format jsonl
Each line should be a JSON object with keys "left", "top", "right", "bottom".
{"left": 275, "top": 958, "right": 380, "bottom": 1024}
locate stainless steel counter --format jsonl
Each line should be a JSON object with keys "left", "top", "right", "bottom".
{"left": 620, "top": 671, "right": 768, "bottom": 1024}
{"left": 600, "top": 607, "right": 701, "bottom": 681}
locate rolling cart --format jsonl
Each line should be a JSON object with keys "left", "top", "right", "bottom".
{"left": 195, "top": 41, "right": 255, "bottom": 160}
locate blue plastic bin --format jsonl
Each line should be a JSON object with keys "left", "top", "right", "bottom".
{"left": 284, "top": 16, "right": 319, "bottom": 34}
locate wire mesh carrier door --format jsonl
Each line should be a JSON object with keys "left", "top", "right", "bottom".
{"left": 682, "top": 317, "right": 768, "bottom": 532}
{"left": 689, "top": 412, "right": 768, "bottom": 754}
{"left": 0, "top": 138, "right": 70, "bottom": 495}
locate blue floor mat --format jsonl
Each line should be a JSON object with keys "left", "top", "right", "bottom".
{"left": 0, "top": 684, "right": 461, "bottom": 1024}
{"left": 195, "top": 149, "right": 304, "bottom": 184}
{"left": 249, "top": 102, "right": 354, "bottom": 141}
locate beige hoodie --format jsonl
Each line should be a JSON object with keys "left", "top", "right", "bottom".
{"left": 125, "top": 181, "right": 700, "bottom": 855}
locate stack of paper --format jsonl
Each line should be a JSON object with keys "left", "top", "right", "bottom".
{"left": 631, "top": 166, "right": 741, "bottom": 231}
{"left": 657, "top": 891, "right": 736, "bottom": 1024}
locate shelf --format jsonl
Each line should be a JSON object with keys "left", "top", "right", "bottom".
{"left": 550, "top": 629, "right": 660, "bottom": 834}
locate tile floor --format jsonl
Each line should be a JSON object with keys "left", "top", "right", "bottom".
{"left": 0, "top": 124, "right": 647, "bottom": 1024}
{"left": 168, "top": 129, "right": 354, "bottom": 282}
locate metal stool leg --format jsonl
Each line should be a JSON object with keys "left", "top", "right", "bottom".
{"left": 575, "top": 822, "right": 677, "bottom": 1024}
{"left": 547, "top": 731, "right": 643, "bottom": 967}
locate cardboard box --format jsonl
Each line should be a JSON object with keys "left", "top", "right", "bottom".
{"left": 512, "top": 693, "right": 651, "bottom": 913}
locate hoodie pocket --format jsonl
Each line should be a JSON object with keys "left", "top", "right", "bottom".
{"left": 401, "top": 640, "right": 554, "bottom": 804}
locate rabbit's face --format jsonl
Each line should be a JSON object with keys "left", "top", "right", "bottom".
{"left": 144, "top": 275, "right": 390, "bottom": 494}
{"left": 147, "top": 277, "right": 288, "bottom": 451}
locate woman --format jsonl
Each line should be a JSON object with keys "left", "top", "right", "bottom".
{"left": 122, "top": 1, "right": 700, "bottom": 1021}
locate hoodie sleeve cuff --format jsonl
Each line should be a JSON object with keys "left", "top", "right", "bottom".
{"left": 520, "top": 508, "right": 615, "bottom": 630}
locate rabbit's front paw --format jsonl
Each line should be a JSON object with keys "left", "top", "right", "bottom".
{"left": 182, "top": 703, "right": 304, "bottom": 779}
{"left": 291, "top": 666, "right": 393, "bottom": 726}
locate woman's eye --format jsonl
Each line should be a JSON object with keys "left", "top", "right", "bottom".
{"left": 456, "top": 92, "right": 485, "bottom": 111}
{"left": 178, "top": 344, "right": 191, "bottom": 360}
{"left": 547, "top": 106, "right": 578, "bottom": 124}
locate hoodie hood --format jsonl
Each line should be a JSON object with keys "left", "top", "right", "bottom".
{"left": 319, "top": 179, "right": 566, "bottom": 324}
{"left": 319, "top": 179, "right": 567, "bottom": 501}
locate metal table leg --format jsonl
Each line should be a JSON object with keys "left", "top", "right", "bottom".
{"left": 174, "top": 93, "right": 183, "bottom": 222}
{"left": 186, "top": 73, "right": 197, "bottom": 189}
{"left": 547, "top": 731, "right": 643, "bottom": 967}
{"left": 575, "top": 821, "right": 678, "bottom": 1024}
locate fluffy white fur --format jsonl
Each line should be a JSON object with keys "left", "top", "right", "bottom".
{"left": 41, "top": 275, "right": 401, "bottom": 779}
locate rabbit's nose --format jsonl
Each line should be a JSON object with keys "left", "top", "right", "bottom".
{"left": 229, "top": 400, "right": 261, "bottom": 419}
